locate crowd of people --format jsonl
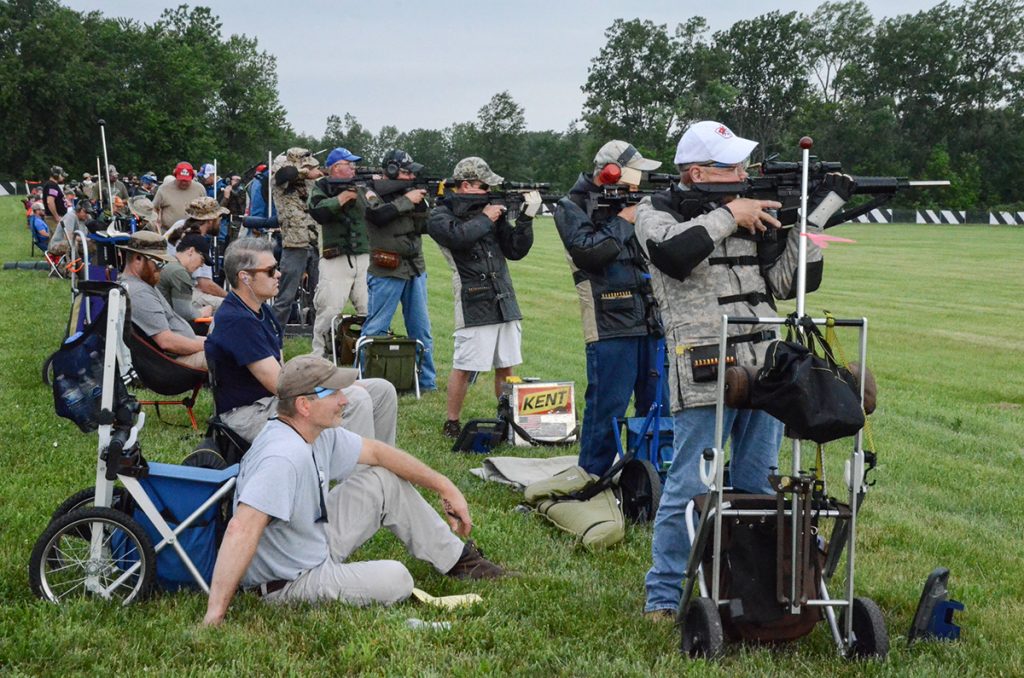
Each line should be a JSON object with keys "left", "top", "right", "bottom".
{"left": 33, "top": 119, "right": 857, "bottom": 626}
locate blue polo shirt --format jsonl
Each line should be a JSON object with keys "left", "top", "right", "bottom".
{"left": 205, "top": 292, "right": 283, "bottom": 413}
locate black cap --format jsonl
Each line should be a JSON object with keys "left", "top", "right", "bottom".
{"left": 177, "top": 233, "right": 212, "bottom": 265}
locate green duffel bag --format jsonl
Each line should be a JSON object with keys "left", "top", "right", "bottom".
{"left": 524, "top": 466, "right": 625, "bottom": 550}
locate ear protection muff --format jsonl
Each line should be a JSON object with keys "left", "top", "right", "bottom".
{"left": 596, "top": 144, "right": 639, "bottom": 185}
{"left": 383, "top": 150, "right": 410, "bottom": 180}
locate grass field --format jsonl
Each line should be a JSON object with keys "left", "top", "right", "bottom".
{"left": 1, "top": 194, "right": 1022, "bottom": 676}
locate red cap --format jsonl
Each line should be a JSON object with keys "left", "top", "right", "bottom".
{"left": 173, "top": 162, "right": 195, "bottom": 180}
{"left": 256, "top": 164, "right": 267, "bottom": 173}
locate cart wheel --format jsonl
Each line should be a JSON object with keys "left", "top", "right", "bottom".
{"left": 182, "top": 440, "right": 228, "bottom": 470}
{"left": 619, "top": 459, "right": 662, "bottom": 523}
{"left": 841, "top": 597, "right": 889, "bottom": 660}
{"left": 50, "top": 486, "right": 127, "bottom": 525}
{"left": 29, "top": 506, "right": 155, "bottom": 605}
{"left": 679, "top": 598, "right": 724, "bottom": 660}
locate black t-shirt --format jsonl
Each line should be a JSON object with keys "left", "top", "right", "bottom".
{"left": 41, "top": 180, "right": 67, "bottom": 218}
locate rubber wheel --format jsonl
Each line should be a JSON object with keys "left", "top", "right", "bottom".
{"left": 182, "top": 439, "right": 228, "bottom": 470}
{"left": 50, "top": 486, "right": 127, "bottom": 525}
{"left": 679, "top": 597, "right": 724, "bottom": 660}
{"left": 29, "top": 506, "right": 156, "bottom": 605}
{"left": 619, "top": 459, "right": 662, "bottom": 523}
{"left": 840, "top": 597, "right": 889, "bottom": 660}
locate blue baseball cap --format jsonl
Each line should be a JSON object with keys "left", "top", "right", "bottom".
{"left": 326, "top": 147, "right": 362, "bottom": 167}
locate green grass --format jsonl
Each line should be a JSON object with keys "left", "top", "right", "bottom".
{"left": 1, "top": 195, "right": 1022, "bottom": 675}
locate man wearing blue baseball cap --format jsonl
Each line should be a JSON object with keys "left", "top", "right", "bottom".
{"left": 306, "top": 147, "right": 371, "bottom": 357}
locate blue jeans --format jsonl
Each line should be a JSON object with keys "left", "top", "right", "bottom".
{"left": 644, "top": 406, "right": 783, "bottom": 612}
{"left": 361, "top": 273, "right": 436, "bottom": 391}
{"left": 578, "top": 335, "right": 665, "bottom": 477}
{"left": 273, "top": 246, "right": 318, "bottom": 327}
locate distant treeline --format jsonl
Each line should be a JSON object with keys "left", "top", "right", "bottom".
{"left": 3, "top": 0, "right": 1022, "bottom": 208}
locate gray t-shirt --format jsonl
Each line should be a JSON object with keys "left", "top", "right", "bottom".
{"left": 156, "top": 260, "right": 198, "bottom": 320}
{"left": 120, "top": 273, "right": 197, "bottom": 341}
{"left": 236, "top": 419, "right": 362, "bottom": 586}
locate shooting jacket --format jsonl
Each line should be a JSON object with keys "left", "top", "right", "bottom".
{"left": 307, "top": 178, "right": 370, "bottom": 258}
{"left": 427, "top": 196, "right": 533, "bottom": 329}
{"left": 553, "top": 173, "right": 660, "bottom": 344}
{"left": 271, "top": 152, "right": 319, "bottom": 250}
{"left": 634, "top": 185, "right": 823, "bottom": 411}
{"left": 359, "top": 184, "right": 428, "bottom": 279}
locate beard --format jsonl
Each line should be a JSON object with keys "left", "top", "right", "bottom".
{"left": 140, "top": 263, "right": 160, "bottom": 286}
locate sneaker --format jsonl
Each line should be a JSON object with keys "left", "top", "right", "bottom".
{"left": 442, "top": 419, "right": 462, "bottom": 439}
{"left": 644, "top": 608, "right": 676, "bottom": 623}
{"left": 446, "top": 540, "right": 505, "bottom": 580}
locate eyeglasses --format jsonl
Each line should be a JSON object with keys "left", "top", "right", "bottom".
{"left": 145, "top": 257, "right": 166, "bottom": 270}
{"left": 300, "top": 386, "right": 337, "bottom": 400}
{"left": 245, "top": 264, "right": 279, "bottom": 277}
{"left": 700, "top": 160, "right": 750, "bottom": 173}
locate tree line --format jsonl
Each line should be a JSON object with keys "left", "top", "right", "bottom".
{"left": 3, "top": 0, "right": 1022, "bottom": 209}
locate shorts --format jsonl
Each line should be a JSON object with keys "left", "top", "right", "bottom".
{"left": 452, "top": 320, "right": 522, "bottom": 372}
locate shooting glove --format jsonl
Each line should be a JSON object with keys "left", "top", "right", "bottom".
{"left": 806, "top": 173, "right": 856, "bottom": 229}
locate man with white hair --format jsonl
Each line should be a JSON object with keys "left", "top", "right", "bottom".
{"left": 635, "top": 120, "right": 855, "bottom": 618}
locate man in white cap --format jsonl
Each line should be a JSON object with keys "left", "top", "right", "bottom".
{"left": 203, "top": 354, "right": 506, "bottom": 626}
{"left": 553, "top": 140, "right": 666, "bottom": 477}
{"left": 635, "top": 120, "right": 855, "bottom": 618}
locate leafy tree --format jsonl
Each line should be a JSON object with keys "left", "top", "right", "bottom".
{"left": 472, "top": 91, "right": 526, "bottom": 178}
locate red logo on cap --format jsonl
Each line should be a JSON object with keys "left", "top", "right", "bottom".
{"left": 716, "top": 125, "right": 733, "bottom": 139}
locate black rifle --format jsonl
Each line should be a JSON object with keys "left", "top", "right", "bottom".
{"left": 445, "top": 182, "right": 562, "bottom": 219}
{"left": 322, "top": 168, "right": 382, "bottom": 197}
{"left": 677, "top": 158, "right": 948, "bottom": 233}
{"left": 587, "top": 172, "right": 677, "bottom": 212}
{"left": 370, "top": 176, "right": 445, "bottom": 201}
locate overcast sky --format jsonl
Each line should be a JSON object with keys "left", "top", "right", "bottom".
{"left": 65, "top": 0, "right": 956, "bottom": 137}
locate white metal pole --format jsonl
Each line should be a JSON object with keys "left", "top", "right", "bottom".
{"left": 95, "top": 157, "right": 103, "bottom": 208}
{"left": 213, "top": 158, "right": 218, "bottom": 200}
{"left": 99, "top": 120, "right": 114, "bottom": 215}
{"left": 267, "top": 150, "right": 273, "bottom": 217}
{"left": 795, "top": 136, "right": 813, "bottom": 318}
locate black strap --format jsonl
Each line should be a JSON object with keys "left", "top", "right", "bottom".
{"left": 727, "top": 329, "right": 776, "bottom": 346}
{"left": 571, "top": 269, "right": 588, "bottom": 285}
{"left": 504, "top": 417, "right": 579, "bottom": 448}
{"left": 708, "top": 256, "right": 759, "bottom": 267}
{"left": 717, "top": 291, "right": 772, "bottom": 306}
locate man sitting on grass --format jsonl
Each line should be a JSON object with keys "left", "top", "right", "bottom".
{"left": 202, "top": 355, "right": 505, "bottom": 625}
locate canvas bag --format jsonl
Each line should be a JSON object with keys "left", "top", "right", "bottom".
{"left": 524, "top": 466, "right": 625, "bottom": 550}
{"left": 749, "top": 322, "right": 864, "bottom": 443}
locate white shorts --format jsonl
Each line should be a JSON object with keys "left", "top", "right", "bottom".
{"left": 452, "top": 320, "right": 522, "bottom": 372}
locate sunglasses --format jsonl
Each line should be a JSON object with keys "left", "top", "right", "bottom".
{"left": 245, "top": 264, "right": 279, "bottom": 277}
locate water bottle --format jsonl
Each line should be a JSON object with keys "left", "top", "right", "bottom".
{"left": 57, "top": 375, "right": 90, "bottom": 424}
{"left": 405, "top": 618, "right": 451, "bottom": 631}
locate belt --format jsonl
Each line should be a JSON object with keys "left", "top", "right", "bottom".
{"left": 252, "top": 579, "right": 288, "bottom": 597}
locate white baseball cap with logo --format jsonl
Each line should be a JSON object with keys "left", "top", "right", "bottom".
{"left": 674, "top": 121, "right": 758, "bottom": 165}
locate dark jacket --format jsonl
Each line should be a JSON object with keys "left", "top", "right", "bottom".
{"left": 427, "top": 195, "right": 533, "bottom": 328}
{"left": 359, "top": 184, "right": 428, "bottom": 278}
{"left": 553, "top": 173, "right": 660, "bottom": 343}
{"left": 308, "top": 177, "right": 369, "bottom": 257}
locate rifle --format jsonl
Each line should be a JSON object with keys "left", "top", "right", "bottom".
{"left": 322, "top": 168, "right": 382, "bottom": 197}
{"left": 445, "top": 182, "right": 562, "bottom": 219}
{"left": 584, "top": 171, "right": 677, "bottom": 213}
{"left": 370, "top": 175, "right": 445, "bottom": 200}
{"left": 678, "top": 157, "right": 949, "bottom": 233}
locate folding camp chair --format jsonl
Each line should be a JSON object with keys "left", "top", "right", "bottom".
{"left": 127, "top": 324, "right": 208, "bottom": 429}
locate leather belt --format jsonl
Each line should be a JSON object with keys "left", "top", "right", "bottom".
{"left": 252, "top": 579, "right": 288, "bottom": 597}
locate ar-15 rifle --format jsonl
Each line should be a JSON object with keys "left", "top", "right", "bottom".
{"left": 677, "top": 158, "right": 949, "bottom": 234}
{"left": 322, "top": 168, "right": 383, "bottom": 197}
{"left": 369, "top": 175, "right": 445, "bottom": 201}
{"left": 587, "top": 172, "right": 678, "bottom": 213}
{"left": 445, "top": 182, "right": 562, "bottom": 219}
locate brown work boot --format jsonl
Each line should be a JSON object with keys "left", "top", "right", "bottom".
{"left": 446, "top": 540, "right": 505, "bottom": 580}
{"left": 442, "top": 419, "right": 462, "bottom": 439}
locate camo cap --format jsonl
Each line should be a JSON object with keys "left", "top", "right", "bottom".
{"left": 287, "top": 147, "right": 320, "bottom": 169}
{"left": 185, "top": 196, "right": 229, "bottom": 220}
{"left": 451, "top": 157, "right": 503, "bottom": 187}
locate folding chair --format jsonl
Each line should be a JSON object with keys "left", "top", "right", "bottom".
{"left": 127, "top": 324, "right": 208, "bottom": 429}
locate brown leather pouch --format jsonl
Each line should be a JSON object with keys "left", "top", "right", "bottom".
{"left": 371, "top": 249, "right": 401, "bottom": 269}
{"left": 322, "top": 246, "right": 341, "bottom": 260}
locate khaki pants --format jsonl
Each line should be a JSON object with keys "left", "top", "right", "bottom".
{"left": 312, "top": 253, "right": 369, "bottom": 356}
{"left": 263, "top": 466, "right": 464, "bottom": 606}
